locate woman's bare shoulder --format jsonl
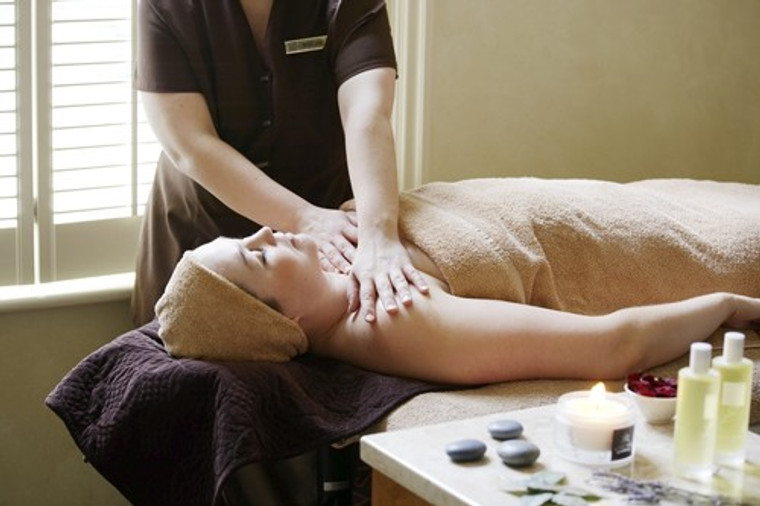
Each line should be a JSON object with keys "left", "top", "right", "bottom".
{"left": 349, "top": 273, "right": 450, "bottom": 332}
{"left": 315, "top": 274, "right": 452, "bottom": 360}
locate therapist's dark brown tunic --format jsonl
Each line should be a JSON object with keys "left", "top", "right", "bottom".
{"left": 132, "top": 0, "right": 397, "bottom": 324}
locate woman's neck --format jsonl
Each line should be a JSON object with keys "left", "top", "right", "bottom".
{"left": 294, "top": 271, "right": 352, "bottom": 343}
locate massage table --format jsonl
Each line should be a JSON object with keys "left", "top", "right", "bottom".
{"left": 45, "top": 178, "right": 760, "bottom": 505}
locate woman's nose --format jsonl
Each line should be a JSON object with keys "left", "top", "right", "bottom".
{"left": 243, "top": 227, "right": 276, "bottom": 247}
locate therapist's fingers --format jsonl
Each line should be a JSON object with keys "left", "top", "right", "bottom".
{"left": 320, "top": 242, "right": 352, "bottom": 274}
{"left": 402, "top": 264, "right": 430, "bottom": 295}
{"left": 373, "top": 275, "right": 398, "bottom": 317}
{"left": 333, "top": 234, "right": 357, "bottom": 264}
{"left": 344, "top": 210, "right": 358, "bottom": 226}
{"left": 339, "top": 222, "right": 358, "bottom": 259}
{"left": 358, "top": 276, "right": 379, "bottom": 323}
{"left": 388, "top": 268, "right": 412, "bottom": 306}
{"left": 346, "top": 271, "right": 377, "bottom": 323}
{"left": 318, "top": 251, "right": 339, "bottom": 273}
{"left": 347, "top": 274, "right": 360, "bottom": 315}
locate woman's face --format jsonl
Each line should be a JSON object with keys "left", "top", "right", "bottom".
{"left": 191, "top": 227, "right": 323, "bottom": 311}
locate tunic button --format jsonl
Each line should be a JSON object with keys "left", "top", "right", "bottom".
{"left": 262, "top": 119, "right": 272, "bottom": 128}
{"left": 260, "top": 74, "right": 271, "bottom": 84}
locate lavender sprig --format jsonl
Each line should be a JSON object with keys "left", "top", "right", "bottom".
{"left": 589, "top": 471, "right": 746, "bottom": 505}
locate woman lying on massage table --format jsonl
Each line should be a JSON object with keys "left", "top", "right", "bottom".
{"left": 155, "top": 178, "right": 760, "bottom": 384}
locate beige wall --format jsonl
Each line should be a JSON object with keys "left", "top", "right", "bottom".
{"left": 0, "top": 300, "right": 132, "bottom": 506}
{"left": 415, "top": 0, "right": 760, "bottom": 184}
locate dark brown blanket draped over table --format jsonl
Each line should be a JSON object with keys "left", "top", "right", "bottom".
{"left": 45, "top": 321, "right": 448, "bottom": 506}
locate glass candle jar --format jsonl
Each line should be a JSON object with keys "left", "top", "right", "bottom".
{"left": 554, "top": 384, "right": 636, "bottom": 468}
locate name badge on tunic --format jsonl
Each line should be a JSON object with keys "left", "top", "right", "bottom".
{"left": 284, "top": 35, "right": 328, "bottom": 55}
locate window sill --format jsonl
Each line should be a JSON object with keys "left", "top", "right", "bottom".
{"left": 0, "top": 273, "right": 134, "bottom": 313}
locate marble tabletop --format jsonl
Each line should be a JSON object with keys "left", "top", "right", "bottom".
{"left": 361, "top": 397, "right": 760, "bottom": 506}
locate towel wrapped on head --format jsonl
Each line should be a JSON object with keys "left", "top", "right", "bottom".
{"left": 155, "top": 253, "right": 308, "bottom": 362}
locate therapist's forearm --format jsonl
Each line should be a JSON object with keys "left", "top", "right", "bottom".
{"left": 172, "top": 132, "right": 312, "bottom": 232}
{"left": 142, "top": 91, "right": 313, "bottom": 232}
{"left": 338, "top": 68, "right": 401, "bottom": 239}
{"left": 344, "top": 114, "right": 400, "bottom": 238}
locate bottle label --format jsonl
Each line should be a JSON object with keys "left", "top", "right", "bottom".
{"left": 704, "top": 393, "right": 718, "bottom": 419}
{"left": 721, "top": 382, "right": 746, "bottom": 407}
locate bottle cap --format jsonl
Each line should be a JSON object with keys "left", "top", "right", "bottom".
{"left": 689, "top": 342, "right": 712, "bottom": 374}
{"left": 723, "top": 331, "right": 745, "bottom": 364}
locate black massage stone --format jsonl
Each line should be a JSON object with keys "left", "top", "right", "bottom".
{"left": 497, "top": 439, "right": 540, "bottom": 467}
{"left": 487, "top": 419, "right": 523, "bottom": 440}
{"left": 445, "top": 439, "right": 487, "bottom": 463}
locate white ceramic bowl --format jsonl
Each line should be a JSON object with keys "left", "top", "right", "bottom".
{"left": 624, "top": 383, "right": 676, "bottom": 424}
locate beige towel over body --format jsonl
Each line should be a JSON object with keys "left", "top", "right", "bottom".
{"left": 374, "top": 177, "right": 760, "bottom": 434}
{"left": 397, "top": 178, "right": 760, "bottom": 313}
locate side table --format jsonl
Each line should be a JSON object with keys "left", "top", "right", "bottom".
{"left": 361, "top": 399, "right": 760, "bottom": 505}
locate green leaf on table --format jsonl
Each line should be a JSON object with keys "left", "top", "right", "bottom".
{"left": 520, "top": 492, "right": 555, "bottom": 506}
{"left": 526, "top": 485, "right": 564, "bottom": 494}
{"left": 561, "top": 487, "right": 602, "bottom": 501}
{"left": 505, "top": 471, "right": 566, "bottom": 496}
{"left": 505, "top": 470, "right": 604, "bottom": 505}
{"left": 551, "top": 492, "right": 589, "bottom": 506}
{"left": 526, "top": 470, "right": 566, "bottom": 488}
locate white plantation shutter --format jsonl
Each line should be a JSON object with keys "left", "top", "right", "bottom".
{"left": 0, "top": 0, "right": 28, "bottom": 286}
{"left": 0, "top": 2, "right": 16, "bottom": 234}
{"left": 1, "top": 0, "right": 159, "bottom": 288}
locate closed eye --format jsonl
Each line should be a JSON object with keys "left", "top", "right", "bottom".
{"left": 236, "top": 242, "right": 266, "bottom": 267}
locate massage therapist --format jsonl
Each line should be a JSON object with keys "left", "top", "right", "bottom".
{"left": 131, "top": 0, "right": 428, "bottom": 326}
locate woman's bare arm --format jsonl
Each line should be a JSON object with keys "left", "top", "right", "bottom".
{"left": 322, "top": 287, "right": 760, "bottom": 385}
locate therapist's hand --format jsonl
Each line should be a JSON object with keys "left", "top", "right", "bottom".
{"left": 297, "top": 207, "right": 358, "bottom": 274}
{"left": 347, "top": 236, "right": 429, "bottom": 323}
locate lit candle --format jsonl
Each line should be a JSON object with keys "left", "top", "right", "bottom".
{"left": 554, "top": 383, "right": 636, "bottom": 467}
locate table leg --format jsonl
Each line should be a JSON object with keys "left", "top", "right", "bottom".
{"left": 371, "top": 469, "right": 433, "bottom": 506}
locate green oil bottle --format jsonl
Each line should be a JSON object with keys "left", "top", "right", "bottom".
{"left": 673, "top": 342, "right": 719, "bottom": 480}
{"left": 713, "top": 331, "right": 754, "bottom": 467}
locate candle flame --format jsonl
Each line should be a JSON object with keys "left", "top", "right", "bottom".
{"left": 590, "top": 382, "right": 606, "bottom": 402}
